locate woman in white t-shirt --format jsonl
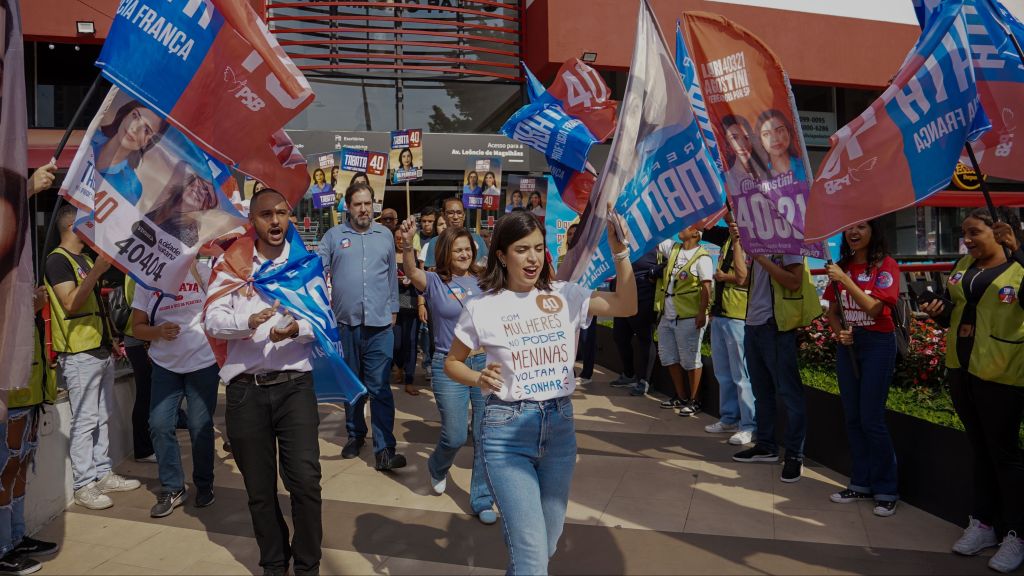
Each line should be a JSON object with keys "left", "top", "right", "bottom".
{"left": 130, "top": 263, "right": 219, "bottom": 519}
{"left": 445, "top": 209, "right": 637, "bottom": 575}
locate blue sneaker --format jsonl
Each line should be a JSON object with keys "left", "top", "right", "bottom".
{"left": 629, "top": 379, "right": 649, "bottom": 396}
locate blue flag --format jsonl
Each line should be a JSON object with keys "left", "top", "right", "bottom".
{"left": 500, "top": 98, "right": 597, "bottom": 173}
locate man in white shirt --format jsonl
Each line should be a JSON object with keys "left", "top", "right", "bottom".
{"left": 204, "top": 189, "right": 322, "bottom": 576}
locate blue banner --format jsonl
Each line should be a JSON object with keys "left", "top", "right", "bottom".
{"left": 501, "top": 101, "right": 597, "bottom": 173}
{"left": 252, "top": 226, "right": 366, "bottom": 404}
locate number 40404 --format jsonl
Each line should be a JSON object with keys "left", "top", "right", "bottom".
{"left": 113, "top": 237, "right": 166, "bottom": 283}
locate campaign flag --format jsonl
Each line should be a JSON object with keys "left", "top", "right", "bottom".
{"left": 0, "top": 0, "right": 34, "bottom": 392}
{"left": 340, "top": 147, "right": 389, "bottom": 213}
{"left": 204, "top": 226, "right": 366, "bottom": 405}
{"left": 501, "top": 80, "right": 598, "bottom": 173}
{"left": 676, "top": 23, "right": 726, "bottom": 182}
{"left": 557, "top": 0, "right": 726, "bottom": 289}
{"left": 682, "top": 12, "right": 825, "bottom": 258}
{"left": 548, "top": 160, "right": 595, "bottom": 214}
{"left": 805, "top": 1, "right": 990, "bottom": 241}
{"left": 389, "top": 129, "right": 424, "bottom": 184}
{"left": 97, "top": 0, "right": 314, "bottom": 203}
{"left": 60, "top": 88, "right": 248, "bottom": 294}
{"left": 545, "top": 176, "right": 581, "bottom": 271}
{"left": 547, "top": 58, "right": 619, "bottom": 142}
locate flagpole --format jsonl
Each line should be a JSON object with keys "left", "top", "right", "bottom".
{"left": 963, "top": 142, "right": 999, "bottom": 217}
{"left": 36, "top": 73, "right": 105, "bottom": 283}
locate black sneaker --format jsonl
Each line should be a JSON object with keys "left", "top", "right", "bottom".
{"left": 150, "top": 487, "right": 187, "bottom": 518}
{"left": 196, "top": 489, "right": 216, "bottom": 508}
{"left": 341, "top": 437, "right": 365, "bottom": 459}
{"left": 0, "top": 554, "right": 41, "bottom": 576}
{"left": 660, "top": 397, "right": 683, "bottom": 409}
{"left": 11, "top": 537, "right": 58, "bottom": 558}
{"left": 873, "top": 500, "right": 898, "bottom": 517}
{"left": 830, "top": 489, "right": 873, "bottom": 504}
{"left": 780, "top": 457, "right": 803, "bottom": 483}
{"left": 678, "top": 400, "right": 701, "bottom": 417}
{"left": 732, "top": 445, "right": 779, "bottom": 463}
{"left": 375, "top": 448, "right": 407, "bottom": 471}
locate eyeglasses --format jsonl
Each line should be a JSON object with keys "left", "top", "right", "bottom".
{"left": 381, "top": 216, "right": 396, "bottom": 222}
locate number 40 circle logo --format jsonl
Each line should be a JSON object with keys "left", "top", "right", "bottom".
{"left": 535, "top": 295, "right": 564, "bottom": 314}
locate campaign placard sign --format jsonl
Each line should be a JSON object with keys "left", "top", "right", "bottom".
{"left": 307, "top": 152, "right": 338, "bottom": 210}
{"left": 506, "top": 175, "right": 548, "bottom": 225}
{"left": 60, "top": 88, "right": 247, "bottom": 295}
{"left": 389, "top": 129, "right": 423, "bottom": 184}
{"left": 340, "top": 147, "right": 389, "bottom": 213}
{"left": 462, "top": 157, "right": 501, "bottom": 210}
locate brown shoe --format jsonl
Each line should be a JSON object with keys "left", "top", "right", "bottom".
{"left": 405, "top": 384, "right": 419, "bottom": 396}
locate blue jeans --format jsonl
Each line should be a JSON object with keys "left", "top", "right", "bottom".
{"left": 744, "top": 322, "right": 806, "bottom": 458}
{"left": 58, "top": 351, "right": 114, "bottom": 490}
{"left": 0, "top": 408, "right": 38, "bottom": 556}
{"left": 711, "top": 318, "right": 755, "bottom": 431}
{"left": 339, "top": 324, "right": 396, "bottom": 453}
{"left": 837, "top": 328, "right": 899, "bottom": 501}
{"left": 427, "top": 353, "right": 493, "bottom": 514}
{"left": 481, "top": 396, "right": 576, "bottom": 576}
{"left": 150, "top": 363, "right": 220, "bottom": 494}
{"left": 393, "top": 314, "right": 419, "bottom": 384}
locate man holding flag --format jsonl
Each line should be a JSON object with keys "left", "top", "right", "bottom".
{"left": 203, "top": 188, "right": 325, "bottom": 576}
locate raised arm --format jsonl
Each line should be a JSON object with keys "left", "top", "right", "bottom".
{"left": 398, "top": 216, "right": 427, "bottom": 292}
{"left": 50, "top": 256, "right": 112, "bottom": 315}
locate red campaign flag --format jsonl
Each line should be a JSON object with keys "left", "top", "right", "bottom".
{"left": 98, "top": 0, "right": 315, "bottom": 205}
{"left": 0, "top": 0, "right": 35, "bottom": 392}
{"left": 548, "top": 58, "right": 619, "bottom": 142}
{"left": 548, "top": 161, "right": 596, "bottom": 214}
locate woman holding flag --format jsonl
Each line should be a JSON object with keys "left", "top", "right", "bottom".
{"left": 921, "top": 209, "right": 1024, "bottom": 573}
{"left": 823, "top": 220, "right": 901, "bottom": 517}
{"left": 444, "top": 209, "right": 636, "bottom": 575}
{"left": 397, "top": 218, "right": 498, "bottom": 525}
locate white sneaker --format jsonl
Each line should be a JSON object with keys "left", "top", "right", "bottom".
{"left": 952, "top": 516, "right": 998, "bottom": 555}
{"left": 704, "top": 421, "right": 739, "bottom": 434}
{"left": 73, "top": 482, "right": 113, "bottom": 510}
{"left": 728, "top": 430, "right": 753, "bottom": 445}
{"left": 430, "top": 472, "right": 447, "bottom": 495}
{"left": 96, "top": 472, "right": 141, "bottom": 493}
{"left": 575, "top": 377, "right": 591, "bottom": 386}
{"left": 989, "top": 532, "right": 1024, "bottom": 573}
{"left": 134, "top": 454, "right": 158, "bottom": 463}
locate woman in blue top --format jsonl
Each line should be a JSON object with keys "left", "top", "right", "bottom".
{"left": 398, "top": 217, "right": 497, "bottom": 525}
{"left": 309, "top": 168, "right": 332, "bottom": 196}
{"left": 91, "top": 100, "right": 167, "bottom": 205}
{"left": 756, "top": 108, "right": 806, "bottom": 183}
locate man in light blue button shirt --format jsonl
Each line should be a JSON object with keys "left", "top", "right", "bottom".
{"left": 318, "top": 183, "right": 406, "bottom": 471}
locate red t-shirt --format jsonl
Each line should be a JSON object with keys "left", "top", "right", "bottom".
{"left": 824, "top": 256, "right": 900, "bottom": 333}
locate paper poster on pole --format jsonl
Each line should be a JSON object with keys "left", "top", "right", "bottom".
{"left": 463, "top": 157, "right": 502, "bottom": 210}
{"left": 340, "top": 147, "right": 390, "bottom": 214}
{"left": 60, "top": 87, "right": 247, "bottom": 294}
{"left": 389, "top": 129, "right": 424, "bottom": 184}
{"left": 307, "top": 152, "right": 339, "bottom": 210}
{"left": 506, "top": 174, "right": 548, "bottom": 225}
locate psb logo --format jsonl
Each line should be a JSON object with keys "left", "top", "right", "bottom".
{"left": 998, "top": 286, "right": 1017, "bottom": 304}
{"left": 949, "top": 272, "right": 964, "bottom": 286}
{"left": 535, "top": 295, "right": 564, "bottom": 314}
{"left": 223, "top": 66, "right": 267, "bottom": 113}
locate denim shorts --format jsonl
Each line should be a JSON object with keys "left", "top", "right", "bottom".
{"left": 657, "top": 316, "right": 705, "bottom": 370}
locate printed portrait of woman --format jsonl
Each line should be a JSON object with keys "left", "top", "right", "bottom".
{"left": 310, "top": 168, "right": 332, "bottom": 196}
{"left": 330, "top": 166, "right": 341, "bottom": 189}
{"left": 755, "top": 109, "right": 806, "bottom": 182}
{"left": 529, "top": 191, "right": 545, "bottom": 216}
{"left": 398, "top": 147, "right": 415, "bottom": 170}
{"left": 463, "top": 171, "right": 480, "bottom": 196}
{"left": 505, "top": 189, "right": 525, "bottom": 213}
{"left": 349, "top": 172, "right": 369, "bottom": 188}
{"left": 92, "top": 99, "right": 168, "bottom": 205}
{"left": 481, "top": 171, "right": 499, "bottom": 196}
{"left": 145, "top": 161, "right": 220, "bottom": 248}
{"left": 721, "top": 114, "right": 769, "bottom": 182}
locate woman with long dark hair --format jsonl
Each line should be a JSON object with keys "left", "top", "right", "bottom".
{"left": 824, "top": 219, "right": 901, "bottom": 516}
{"left": 755, "top": 109, "right": 805, "bottom": 181}
{"left": 145, "top": 162, "right": 219, "bottom": 248}
{"left": 444, "top": 210, "right": 637, "bottom": 574}
{"left": 922, "top": 209, "right": 1024, "bottom": 573}
{"left": 92, "top": 99, "right": 168, "bottom": 204}
{"left": 398, "top": 221, "right": 497, "bottom": 524}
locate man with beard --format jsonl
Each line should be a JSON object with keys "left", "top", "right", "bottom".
{"left": 318, "top": 183, "right": 406, "bottom": 470}
{"left": 204, "top": 188, "right": 322, "bottom": 575}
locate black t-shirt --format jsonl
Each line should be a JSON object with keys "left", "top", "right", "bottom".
{"left": 45, "top": 250, "right": 112, "bottom": 350}
{"left": 704, "top": 227, "right": 737, "bottom": 317}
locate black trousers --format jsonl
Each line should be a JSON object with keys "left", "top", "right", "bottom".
{"left": 949, "top": 369, "right": 1024, "bottom": 537}
{"left": 612, "top": 296, "right": 655, "bottom": 380}
{"left": 226, "top": 373, "right": 322, "bottom": 575}
{"left": 124, "top": 344, "right": 154, "bottom": 459}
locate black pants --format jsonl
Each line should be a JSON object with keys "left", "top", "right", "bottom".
{"left": 124, "top": 344, "right": 154, "bottom": 459}
{"left": 612, "top": 297, "right": 655, "bottom": 380}
{"left": 949, "top": 369, "right": 1024, "bottom": 536}
{"left": 577, "top": 319, "right": 598, "bottom": 379}
{"left": 226, "top": 373, "right": 322, "bottom": 575}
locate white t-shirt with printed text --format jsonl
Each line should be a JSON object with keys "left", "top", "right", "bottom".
{"left": 132, "top": 262, "right": 216, "bottom": 373}
{"left": 658, "top": 240, "right": 714, "bottom": 321}
{"left": 453, "top": 281, "right": 592, "bottom": 402}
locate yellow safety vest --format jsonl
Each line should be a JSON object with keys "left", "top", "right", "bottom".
{"left": 749, "top": 255, "right": 822, "bottom": 332}
{"left": 8, "top": 323, "right": 58, "bottom": 408}
{"left": 655, "top": 244, "right": 711, "bottom": 319}
{"left": 945, "top": 256, "right": 1024, "bottom": 387}
{"left": 44, "top": 248, "right": 105, "bottom": 354}
{"left": 715, "top": 236, "right": 749, "bottom": 320}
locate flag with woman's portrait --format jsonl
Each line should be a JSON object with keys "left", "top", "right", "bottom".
{"left": 60, "top": 87, "right": 247, "bottom": 295}
{"left": 682, "top": 12, "right": 825, "bottom": 258}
